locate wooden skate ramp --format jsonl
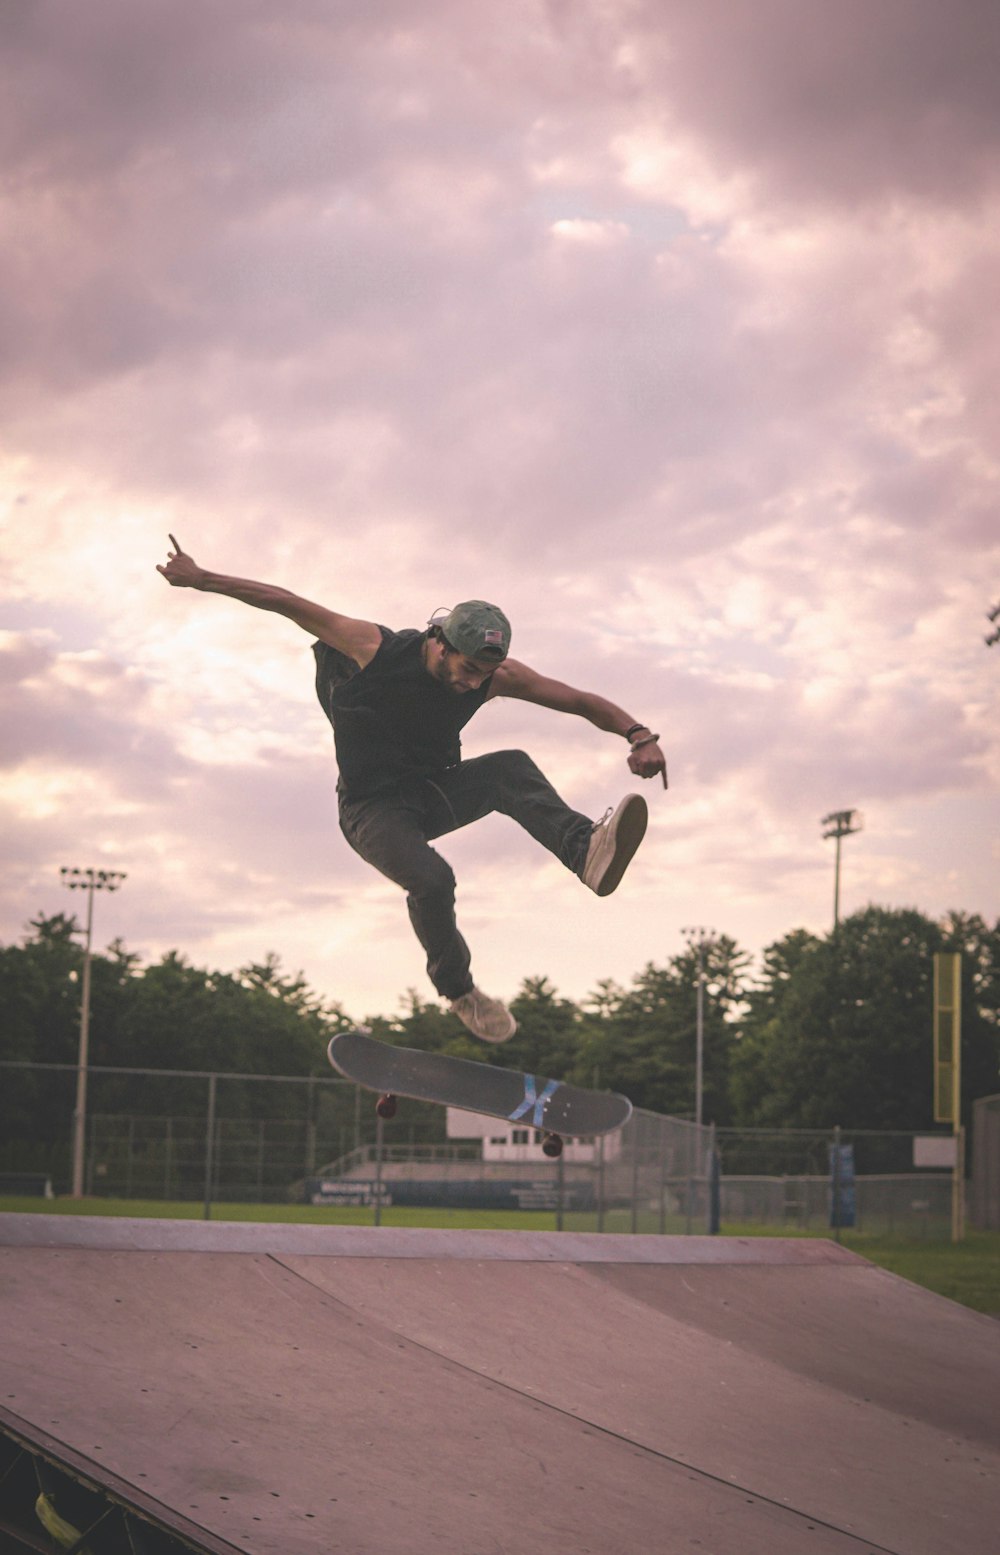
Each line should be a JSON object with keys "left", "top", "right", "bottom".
{"left": 1, "top": 1217, "right": 998, "bottom": 1555}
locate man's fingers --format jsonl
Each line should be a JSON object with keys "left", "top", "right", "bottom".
{"left": 629, "top": 753, "right": 668, "bottom": 790}
{"left": 168, "top": 532, "right": 181, "bottom": 554}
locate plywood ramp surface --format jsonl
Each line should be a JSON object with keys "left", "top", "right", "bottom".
{"left": 1, "top": 1217, "right": 997, "bottom": 1555}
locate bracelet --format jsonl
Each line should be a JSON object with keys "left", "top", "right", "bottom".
{"left": 625, "top": 723, "right": 649, "bottom": 742}
{"left": 630, "top": 732, "right": 660, "bottom": 749}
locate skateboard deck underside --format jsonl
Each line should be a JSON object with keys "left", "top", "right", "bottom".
{"left": 328, "top": 1029, "right": 631, "bottom": 1137}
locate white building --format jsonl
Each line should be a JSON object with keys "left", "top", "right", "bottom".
{"left": 446, "top": 1107, "right": 622, "bottom": 1165}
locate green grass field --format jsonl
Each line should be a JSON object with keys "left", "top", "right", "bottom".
{"left": 3, "top": 1194, "right": 998, "bottom": 1316}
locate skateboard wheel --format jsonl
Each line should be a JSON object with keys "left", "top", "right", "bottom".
{"left": 376, "top": 1093, "right": 397, "bottom": 1119}
{"left": 542, "top": 1132, "right": 563, "bottom": 1159}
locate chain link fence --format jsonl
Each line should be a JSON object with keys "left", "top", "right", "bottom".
{"left": 714, "top": 1127, "right": 955, "bottom": 1237}
{"left": 0, "top": 1062, "right": 713, "bottom": 1228}
{"left": 0, "top": 1061, "right": 963, "bottom": 1236}
{"left": 0, "top": 1061, "right": 361, "bottom": 1210}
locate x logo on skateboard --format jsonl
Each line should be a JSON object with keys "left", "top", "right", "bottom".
{"left": 508, "top": 1075, "right": 559, "bottom": 1129}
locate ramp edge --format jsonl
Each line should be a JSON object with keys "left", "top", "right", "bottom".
{"left": 0, "top": 1214, "right": 864, "bottom": 1264}
{"left": 0, "top": 1408, "right": 243, "bottom": 1555}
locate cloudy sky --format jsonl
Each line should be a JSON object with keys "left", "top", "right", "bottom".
{"left": 3, "top": 0, "right": 998, "bottom": 1025}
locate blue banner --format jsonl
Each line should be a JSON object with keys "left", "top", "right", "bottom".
{"left": 828, "top": 1143, "right": 856, "bottom": 1229}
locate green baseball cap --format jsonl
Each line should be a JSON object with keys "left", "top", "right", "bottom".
{"left": 439, "top": 600, "right": 511, "bottom": 660}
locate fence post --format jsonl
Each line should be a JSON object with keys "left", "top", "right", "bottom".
{"left": 125, "top": 1116, "right": 135, "bottom": 1199}
{"left": 707, "top": 1122, "right": 720, "bottom": 1235}
{"left": 658, "top": 1131, "right": 667, "bottom": 1235}
{"left": 374, "top": 1113, "right": 384, "bottom": 1228}
{"left": 305, "top": 1076, "right": 317, "bottom": 1176}
{"left": 164, "top": 1117, "right": 173, "bottom": 1201}
{"left": 684, "top": 1122, "right": 694, "bottom": 1236}
{"left": 87, "top": 1113, "right": 97, "bottom": 1196}
{"left": 953, "top": 1125, "right": 966, "bottom": 1243}
{"left": 203, "top": 1073, "right": 217, "bottom": 1222}
{"left": 831, "top": 1124, "right": 842, "bottom": 1242}
{"left": 596, "top": 1133, "right": 606, "bottom": 1234}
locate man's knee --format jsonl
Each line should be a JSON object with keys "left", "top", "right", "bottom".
{"left": 492, "top": 748, "right": 540, "bottom": 782}
{"left": 406, "top": 849, "right": 456, "bottom": 904}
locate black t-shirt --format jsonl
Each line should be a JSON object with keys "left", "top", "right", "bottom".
{"left": 313, "top": 627, "right": 494, "bottom": 801}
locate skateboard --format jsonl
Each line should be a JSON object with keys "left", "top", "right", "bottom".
{"left": 327, "top": 1027, "right": 632, "bottom": 1158}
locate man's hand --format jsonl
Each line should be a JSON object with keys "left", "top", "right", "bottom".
{"left": 628, "top": 738, "right": 668, "bottom": 789}
{"left": 156, "top": 534, "right": 205, "bottom": 589}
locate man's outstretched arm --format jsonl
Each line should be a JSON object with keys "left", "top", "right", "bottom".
{"left": 489, "top": 658, "right": 668, "bottom": 787}
{"left": 156, "top": 535, "right": 382, "bottom": 666}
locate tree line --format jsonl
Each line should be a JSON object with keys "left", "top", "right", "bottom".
{"left": 2, "top": 905, "right": 998, "bottom": 1175}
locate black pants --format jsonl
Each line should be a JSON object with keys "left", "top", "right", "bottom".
{"left": 338, "top": 749, "right": 593, "bottom": 1000}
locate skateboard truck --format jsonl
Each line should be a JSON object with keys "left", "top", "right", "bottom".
{"left": 541, "top": 1132, "right": 563, "bottom": 1159}
{"left": 376, "top": 1093, "right": 397, "bottom": 1119}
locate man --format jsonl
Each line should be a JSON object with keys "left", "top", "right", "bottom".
{"left": 157, "top": 536, "right": 667, "bottom": 1043}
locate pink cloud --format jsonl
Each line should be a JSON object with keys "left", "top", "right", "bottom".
{"left": 631, "top": 0, "right": 1000, "bottom": 207}
{"left": 0, "top": 3, "right": 997, "bottom": 1006}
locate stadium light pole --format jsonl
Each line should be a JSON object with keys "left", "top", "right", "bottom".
{"left": 820, "top": 810, "right": 862, "bottom": 931}
{"left": 60, "top": 866, "right": 127, "bottom": 1197}
{"left": 682, "top": 926, "right": 716, "bottom": 1130}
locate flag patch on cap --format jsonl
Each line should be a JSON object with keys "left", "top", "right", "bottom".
{"left": 483, "top": 629, "right": 503, "bottom": 645}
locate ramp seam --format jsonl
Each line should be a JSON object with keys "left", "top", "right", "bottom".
{"left": 272, "top": 1255, "right": 905, "bottom": 1555}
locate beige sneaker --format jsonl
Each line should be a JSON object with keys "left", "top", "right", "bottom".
{"left": 582, "top": 794, "right": 648, "bottom": 896}
{"left": 450, "top": 987, "right": 517, "bottom": 1043}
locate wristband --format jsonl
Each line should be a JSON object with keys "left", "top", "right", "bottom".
{"left": 630, "top": 732, "right": 660, "bottom": 750}
{"left": 625, "top": 723, "right": 649, "bottom": 742}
